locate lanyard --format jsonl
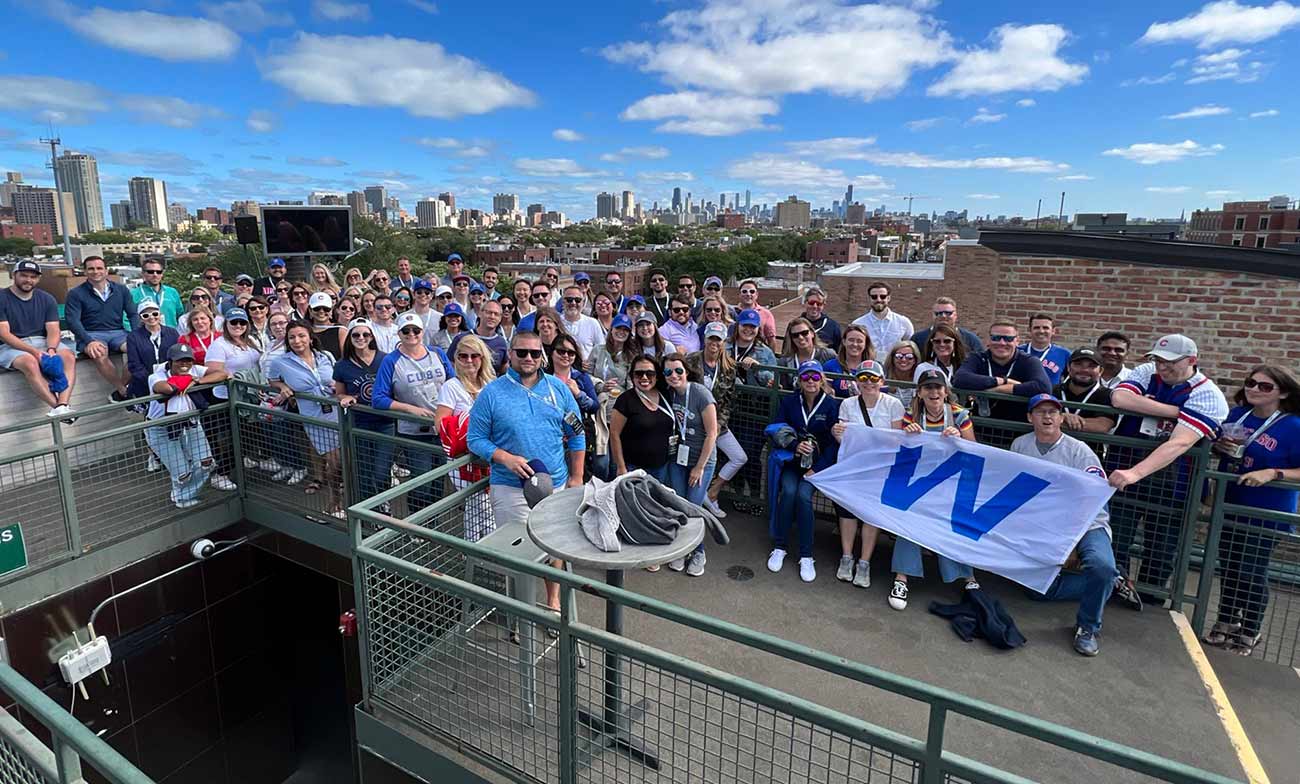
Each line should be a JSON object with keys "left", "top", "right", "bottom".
{"left": 140, "top": 286, "right": 164, "bottom": 306}
{"left": 1023, "top": 344, "right": 1050, "bottom": 360}
{"left": 1233, "top": 410, "right": 1285, "bottom": 450}
{"left": 636, "top": 389, "right": 676, "bottom": 424}
{"left": 801, "top": 392, "right": 827, "bottom": 429}
{"left": 508, "top": 372, "right": 559, "bottom": 413}
{"left": 1063, "top": 382, "right": 1102, "bottom": 413}
{"left": 149, "top": 332, "right": 163, "bottom": 364}
{"left": 673, "top": 385, "right": 692, "bottom": 441}
{"left": 732, "top": 342, "right": 754, "bottom": 362}
{"left": 702, "top": 360, "right": 718, "bottom": 391}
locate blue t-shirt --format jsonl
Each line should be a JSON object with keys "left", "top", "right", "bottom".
{"left": 0, "top": 288, "right": 59, "bottom": 339}
{"left": 823, "top": 357, "right": 862, "bottom": 398}
{"left": 450, "top": 331, "right": 509, "bottom": 372}
{"left": 333, "top": 354, "right": 388, "bottom": 431}
{"left": 1019, "top": 343, "right": 1072, "bottom": 386}
{"left": 1221, "top": 406, "right": 1300, "bottom": 530}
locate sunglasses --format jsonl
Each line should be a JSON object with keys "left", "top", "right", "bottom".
{"left": 235, "top": 280, "right": 252, "bottom": 286}
{"left": 312, "top": 307, "right": 332, "bottom": 313}
{"left": 607, "top": 278, "right": 622, "bottom": 284}
{"left": 893, "top": 352, "right": 916, "bottom": 361}
{"left": 631, "top": 369, "right": 656, "bottom": 379}
{"left": 513, "top": 348, "right": 544, "bottom": 359}
{"left": 671, "top": 306, "right": 690, "bottom": 313}
{"left": 351, "top": 332, "right": 373, "bottom": 340}
{"left": 552, "top": 348, "right": 576, "bottom": 358}
{"left": 663, "top": 367, "right": 686, "bottom": 377}
{"left": 293, "top": 291, "right": 309, "bottom": 298}
{"left": 143, "top": 269, "right": 163, "bottom": 275}
{"left": 856, "top": 373, "right": 884, "bottom": 383}
{"left": 932, "top": 338, "right": 955, "bottom": 345}
{"left": 790, "top": 329, "right": 811, "bottom": 339}
{"left": 501, "top": 304, "right": 515, "bottom": 310}
{"left": 395, "top": 296, "right": 410, "bottom": 302}
{"left": 276, "top": 288, "right": 291, "bottom": 294}
{"left": 141, "top": 311, "right": 160, "bottom": 317}
{"left": 799, "top": 372, "right": 823, "bottom": 382}
{"left": 438, "top": 293, "right": 453, "bottom": 299}
{"left": 564, "top": 297, "right": 583, "bottom": 304}
{"left": 989, "top": 334, "right": 1017, "bottom": 343}
{"left": 577, "top": 279, "right": 590, "bottom": 285}
{"left": 455, "top": 282, "right": 469, "bottom": 287}
{"left": 376, "top": 303, "right": 394, "bottom": 310}
{"left": 456, "top": 352, "right": 482, "bottom": 361}
{"left": 933, "top": 310, "right": 955, "bottom": 317}
{"left": 806, "top": 300, "right": 824, "bottom": 308}
{"left": 1244, "top": 378, "right": 1277, "bottom": 393}
{"left": 338, "top": 304, "right": 355, "bottom": 311}
{"left": 228, "top": 319, "right": 249, "bottom": 326}
{"left": 247, "top": 305, "right": 267, "bottom": 312}
{"left": 400, "top": 327, "right": 422, "bottom": 336}
{"left": 870, "top": 294, "right": 889, "bottom": 301}
{"left": 191, "top": 294, "right": 210, "bottom": 301}
{"left": 204, "top": 275, "right": 222, "bottom": 281}
{"left": 705, "top": 284, "right": 720, "bottom": 291}
{"left": 651, "top": 278, "right": 666, "bottom": 284}
{"left": 532, "top": 293, "right": 549, "bottom": 300}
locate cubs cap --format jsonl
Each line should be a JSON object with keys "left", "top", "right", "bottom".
{"left": 308, "top": 292, "right": 333, "bottom": 309}
{"left": 396, "top": 312, "right": 424, "bottom": 330}
{"left": 442, "top": 302, "right": 465, "bottom": 317}
{"left": 574, "top": 271, "right": 591, "bottom": 282}
{"left": 447, "top": 253, "right": 463, "bottom": 263}
{"left": 268, "top": 258, "right": 286, "bottom": 267}
{"left": 736, "top": 309, "right": 761, "bottom": 327}
{"left": 412, "top": 278, "right": 432, "bottom": 291}
{"left": 1028, "top": 393, "right": 1064, "bottom": 411}
{"left": 796, "top": 360, "right": 824, "bottom": 376}
{"left": 703, "top": 321, "right": 727, "bottom": 341}
{"left": 1147, "top": 334, "right": 1197, "bottom": 361}
{"left": 611, "top": 314, "right": 632, "bottom": 331}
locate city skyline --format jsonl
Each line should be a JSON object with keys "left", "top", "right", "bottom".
{"left": 1, "top": 1, "right": 1297, "bottom": 223}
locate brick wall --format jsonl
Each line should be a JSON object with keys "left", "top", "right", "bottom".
{"left": 818, "top": 242, "right": 1300, "bottom": 383}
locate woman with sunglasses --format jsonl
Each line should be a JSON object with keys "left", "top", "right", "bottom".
{"left": 922, "top": 323, "right": 967, "bottom": 383}
{"left": 309, "top": 263, "right": 340, "bottom": 295}
{"left": 244, "top": 296, "right": 272, "bottom": 345}
{"left": 271, "top": 323, "right": 344, "bottom": 518}
{"left": 179, "top": 288, "right": 222, "bottom": 334}
{"left": 610, "top": 354, "right": 674, "bottom": 486}
{"left": 693, "top": 295, "right": 733, "bottom": 347}
{"left": 343, "top": 267, "right": 365, "bottom": 290}
{"left": 497, "top": 295, "right": 519, "bottom": 341}
{"left": 125, "top": 301, "right": 179, "bottom": 399}
{"left": 768, "top": 360, "right": 840, "bottom": 583}
{"left": 777, "top": 317, "right": 835, "bottom": 390}
{"left": 393, "top": 286, "right": 413, "bottom": 315}
{"left": 1203, "top": 365, "right": 1300, "bottom": 655}
{"left": 178, "top": 305, "right": 218, "bottom": 364}
{"left": 888, "top": 367, "right": 980, "bottom": 610}
{"left": 288, "top": 283, "right": 313, "bottom": 322}
{"left": 373, "top": 312, "right": 454, "bottom": 510}
{"left": 271, "top": 282, "right": 293, "bottom": 316}
{"left": 546, "top": 332, "right": 600, "bottom": 478}
{"left": 830, "top": 360, "right": 906, "bottom": 588}
{"left": 332, "top": 297, "right": 358, "bottom": 328}
{"left": 332, "top": 318, "right": 389, "bottom": 499}
{"left": 204, "top": 306, "right": 263, "bottom": 492}
{"left": 662, "top": 352, "right": 719, "bottom": 576}
{"left": 432, "top": 334, "right": 499, "bottom": 541}
{"left": 884, "top": 339, "right": 922, "bottom": 411}
{"left": 687, "top": 323, "right": 745, "bottom": 518}
{"left": 430, "top": 302, "right": 471, "bottom": 351}
{"left": 591, "top": 292, "right": 616, "bottom": 335}
{"left": 306, "top": 293, "right": 345, "bottom": 359}
{"left": 632, "top": 312, "right": 674, "bottom": 358}
{"left": 824, "top": 325, "right": 873, "bottom": 398}
{"left": 256, "top": 311, "right": 308, "bottom": 486}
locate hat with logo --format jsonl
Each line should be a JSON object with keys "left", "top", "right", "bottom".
{"left": 853, "top": 359, "right": 886, "bottom": 379}
{"left": 1068, "top": 347, "right": 1101, "bottom": 365}
{"left": 796, "top": 359, "right": 824, "bottom": 376}
{"left": 703, "top": 276, "right": 723, "bottom": 289}
{"left": 703, "top": 321, "right": 728, "bottom": 341}
{"left": 914, "top": 367, "right": 950, "bottom": 387}
{"left": 574, "top": 271, "right": 591, "bottom": 282}
{"left": 167, "top": 343, "right": 195, "bottom": 362}
{"left": 268, "top": 257, "right": 286, "bottom": 268}
{"left": 452, "top": 273, "right": 471, "bottom": 283}
{"left": 1028, "top": 393, "right": 1064, "bottom": 412}
{"left": 634, "top": 312, "right": 657, "bottom": 326}
{"left": 434, "top": 284, "right": 453, "bottom": 298}
{"left": 138, "top": 300, "right": 161, "bottom": 315}
{"left": 234, "top": 273, "right": 254, "bottom": 285}
{"left": 470, "top": 282, "right": 485, "bottom": 294}
{"left": 625, "top": 294, "right": 646, "bottom": 307}
{"left": 611, "top": 314, "right": 632, "bottom": 331}
{"left": 447, "top": 253, "right": 463, "bottom": 263}
{"left": 308, "top": 292, "right": 333, "bottom": 309}
{"left": 1147, "top": 334, "right": 1198, "bottom": 361}
{"left": 396, "top": 312, "right": 424, "bottom": 331}
{"left": 224, "top": 307, "right": 249, "bottom": 323}
{"left": 736, "top": 308, "right": 761, "bottom": 327}
{"left": 442, "top": 302, "right": 465, "bottom": 318}
{"left": 412, "top": 278, "right": 433, "bottom": 292}
{"left": 13, "top": 260, "right": 41, "bottom": 275}
{"left": 523, "top": 459, "right": 554, "bottom": 509}
{"left": 346, "top": 317, "right": 372, "bottom": 333}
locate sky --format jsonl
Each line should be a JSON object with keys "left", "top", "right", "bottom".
{"left": 1, "top": 0, "right": 1298, "bottom": 223}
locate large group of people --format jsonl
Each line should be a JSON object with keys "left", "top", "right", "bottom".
{"left": 3, "top": 256, "right": 1296, "bottom": 659}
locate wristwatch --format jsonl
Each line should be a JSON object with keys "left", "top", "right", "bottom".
{"left": 1275, "top": 469, "right": 1285, "bottom": 482}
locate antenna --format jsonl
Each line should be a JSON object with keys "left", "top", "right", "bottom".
{"left": 41, "top": 135, "right": 74, "bottom": 265}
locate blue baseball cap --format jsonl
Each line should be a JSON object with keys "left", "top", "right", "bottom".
{"left": 447, "top": 252, "right": 463, "bottom": 263}
{"left": 611, "top": 314, "right": 632, "bottom": 331}
{"left": 470, "top": 282, "right": 485, "bottom": 294}
{"left": 442, "top": 302, "right": 465, "bottom": 317}
{"left": 625, "top": 294, "right": 645, "bottom": 307}
{"left": 574, "top": 271, "right": 591, "bottom": 282}
{"left": 703, "top": 276, "right": 723, "bottom": 288}
{"left": 269, "top": 257, "right": 286, "bottom": 268}
{"left": 736, "top": 308, "right": 761, "bottom": 327}
{"left": 1028, "top": 393, "right": 1063, "bottom": 412}
{"left": 796, "top": 360, "right": 824, "bottom": 376}
{"left": 224, "top": 307, "right": 249, "bottom": 323}
{"left": 412, "top": 278, "right": 433, "bottom": 291}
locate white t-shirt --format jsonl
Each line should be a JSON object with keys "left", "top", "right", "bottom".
{"left": 371, "top": 321, "right": 400, "bottom": 354}
{"left": 146, "top": 364, "right": 209, "bottom": 420}
{"left": 204, "top": 337, "right": 262, "bottom": 399}
{"left": 837, "top": 393, "right": 905, "bottom": 429}
{"left": 435, "top": 377, "right": 475, "bottom": 415}
{"left": 562, "top": 313, "right": 606, "bottom": 360}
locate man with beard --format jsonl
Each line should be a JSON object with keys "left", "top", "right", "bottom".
{"left": 1053, "top": 348, "right": 1118, "bottom": 435}
{"left": 800, "top": 286, "right": 842, "bottom": 351}
{"left": 852, "top": 281, "right": 913, "bottom": 364}
{"left": 0, "top": 261, "right": 77, "bottom": 417}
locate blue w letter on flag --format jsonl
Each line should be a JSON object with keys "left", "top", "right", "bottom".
{"left": 881, "top": 445, "right": 1051, "bottom": 541}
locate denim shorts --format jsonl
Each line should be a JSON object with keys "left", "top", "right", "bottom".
{"left": 80, "top": 329, "right": 129, "bottom": 353}
{"left": 0, "top": 336, "right": 47, "bottom": 370}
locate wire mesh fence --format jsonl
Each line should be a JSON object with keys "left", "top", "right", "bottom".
{"left": 0, "top": 707, "right": 51, "bottom": 784}
{"left": 0, "top": 450, "right": 68, "bottom": 574}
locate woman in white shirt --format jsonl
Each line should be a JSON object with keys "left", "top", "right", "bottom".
{"left": 829, "top": 360, "right": 905, "bottom": 589}
{"left": 203, "top": 307, "right": 262, "bottom": 492}
{"left": 146, "top": 344, "right": 224, "bottom": 509}
{"left": 434, "top": 334, "right": 498, "bottom": 542}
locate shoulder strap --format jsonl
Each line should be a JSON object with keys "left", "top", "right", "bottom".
{"left": 857, "top": 395, "right": 873, "bottom": 427}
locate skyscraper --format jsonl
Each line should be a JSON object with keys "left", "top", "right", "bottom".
{"left": 438, "top": 192, "right": 456, "bottom": 212}
{"left": 595, "top": 192, "right": 619, "bottom": 220}
{"left": 843, "top": 184, "right": 853, "bottom": 218}
{"left": 417, "top": 198, "right": 451, "bottom": 228}
{"left": 719, "top": 192, "right": 726, "bottom": 209}
{"left": 0, "top": 172, "right": 28, "bottom": 209}
{"left": 167, "top": 202, "right": 189, "bottom": 229}
{"left": 110, "top": 200, "right": 132, "bottom": 229}
{"left": 14, "top": 188, "right": 78, "bottom": 237}
{"left": 129, "top": 177, "right": 170, "bottom": 231}
{"left": 364, "top": 185, "right": 387, "bottom": 216}
{"left": 54, "top": 152, "right": 104, "bottom": 233}
{"left": 621, "top": 190, "right": 635, "bottom": 219}
{"left": 734, "top": 192, "right": 740, "bottom": 211}
{"left": 744, "top": 190, "right": 751, "bottom": 210}
{"left": 492, "top": 193, "right": 519, "bottom": 214}
{"left": 672, "top": 187, "right": 682, "bottom": 213}
{"left": 347, "top": 190, "right": 367, "bottom": 216}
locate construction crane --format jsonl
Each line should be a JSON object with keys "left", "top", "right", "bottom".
{"left": 900, "top": 194, "right": 932, "bottom": 215}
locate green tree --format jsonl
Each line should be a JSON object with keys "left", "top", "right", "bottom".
{"left": 0, "top": 237, "right": 36, "bottom": 257}
{"left": 80, "top": 230, "right": 137, "bottom": 245}
{"left": 641, "top": 223, "right": 676, "bottom": 245}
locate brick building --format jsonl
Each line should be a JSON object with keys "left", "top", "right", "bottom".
{"left": 472, "top": 246, "right": 551, "bottom": 266}
{"left": 1, "top": 222, "right": 54, "bottom": 245}
{"left": 717, "top": 213, "right": 745, "bottom": 230}
{"left": 1187, "top": 198, "right": 1300, "bottom": 249}
{"left": 806, "top": 238, "right": 858, "bottom": 265}
{"left": 596, "top": 248, "right": 659, "bottom": 265}
{"left": 817, "top": 232, "right": 1300, "bottom": 382}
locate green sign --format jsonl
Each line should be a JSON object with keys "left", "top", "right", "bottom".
{"left": 0, "top": 524, "right": 28, "bottom": 578}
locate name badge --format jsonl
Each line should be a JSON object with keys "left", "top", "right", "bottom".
{"left": 1139, "top": 416, "right": 1174, "bottom": 438}
{"left": 676, "top": 443, "right": 691, "bottom": 467}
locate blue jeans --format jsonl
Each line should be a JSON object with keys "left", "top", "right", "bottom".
{"left": 891, "top": 538, "right": 974, "bottom": 583}
{"left": 403, "top": 434, "right": 446, "bottom": 512}
{"left": 354, "top": 422, "right": 397, "bottom": 502}
{"left": 668, "top": 459, "right": 715, "bottom": 555}
{"left": 1032, "top": 528, "right": 1117, "bottom": 633}
{"left": 146, "top": 422, "right": 213, "bottom": 504}
{"left": 774, "top": 465, "right": 816, "bottom": 558}
{"left": 627, "top": 463, "right": 669, "bottom": 484}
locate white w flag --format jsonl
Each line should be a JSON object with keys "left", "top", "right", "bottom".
{"left": 807, "top": 425, "right": 1114, "bottom": 593}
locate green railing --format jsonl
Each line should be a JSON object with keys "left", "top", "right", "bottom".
{"left": 0, "top": 663, "right": 151, "bottom": 784}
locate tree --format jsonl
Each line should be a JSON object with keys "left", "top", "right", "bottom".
{"left": 80, "top": 230, "right": 136, "bottom": 245}
{"left": 642, "top": 223, "right": 677, "bottom": 245}
{"left": 0, "top": 237, "right": 36, "bottom": 257}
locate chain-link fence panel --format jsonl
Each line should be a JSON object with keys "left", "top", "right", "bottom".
{"left": 0, "top": 708, "right": 53, "bottom": 784}
{"left": 0, "top": 450, "right": 68, "bottom": 578}
{"left": 236, "top": 401, "right": 346, "bottom": 523}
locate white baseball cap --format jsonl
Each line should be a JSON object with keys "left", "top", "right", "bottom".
{"left": 308, "top": 292, "right": 333, "bottom": 309}
{"left": 434, "top": 285, "right": 453, "bottom": 297}
{"left": 396, "top": 312, "right": 424, "bottom": 331}
{"left": 1147, "top": 334, "right": 1197, "bottom": 361}
{"left": 703, "top": 321, "right": 728, "bottom": 341}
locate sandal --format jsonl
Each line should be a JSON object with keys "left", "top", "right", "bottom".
{"left": 1227, "top": 632, "right": 1261, "bottom": 656}
{"left": 304, "top": 481, "right": 321, "bottom": 495}
{"left": 1202, "top": 621, "right": 1240, "bottom": 647}
{"left": 645, "top": 564, "right": 660, "bottom": 573}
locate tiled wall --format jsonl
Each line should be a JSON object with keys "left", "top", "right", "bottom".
{"left": 0, "top": 522, "right": 361, "bottom": 784}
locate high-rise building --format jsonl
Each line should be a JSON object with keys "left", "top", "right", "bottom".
{"left": 526, "top": 203, "right": 544, "bottom": 226}
{"left": 845, "top": 203, "right": 866, "bottom": 224}
{"left": 719, "top": 192, "right": 726, "bottom": 209}
{"left": 744, "top": 190, "right": 751, "bottom": 210}
{"left": 492, "top": 193, "right": 519, "bottom": 214}
{"left": 364, "top": 185, "right": 387, "bottom": 216}
{"left": 129, "top": 177, "right": 170, "bottom": 231}
{"left": 231, "top": 200, "right": 259, "bottom": 218}
{"left": 111, "top": 200, "right": 133, "bottom": 229}
{"left": 621, "top": 190, "right": 635, "bottom": 219}
{"left": 672, "top": 187, "right": 682, "bottom": 213}
{"left": 309, "top": 191, "right": 346, "bottom": 206}
{"left": 347, "top": 191, "right": 367, "bottom": 217}
{"left": 167, "top": 202, "right": 189, "bottom": 229}
{"left": 0, "top": 172, "right": 29, "bottom": 209}
{"left": 438, "top": 192, "right": 456, "bottom": 212}
{"left": 14, "top": 188, "right": 78, "bottom": 237}
{"left": 416, "top": 198, "right": 452, "bottom": 228}
{"left": 774, "top": 195, "right": 811, "bottom": 229}
{"left": 596, "top": 192, "right": 619, "bottom": 220}
{"left": 54, "top": 152, "right": 104, "bottom": 233}
{"left": 843, "top": 185, "right": 853, "bottom": 218}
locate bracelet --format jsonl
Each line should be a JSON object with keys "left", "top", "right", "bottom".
{"left": 1276, "top": 469, "right": 1285, "bottom": 482}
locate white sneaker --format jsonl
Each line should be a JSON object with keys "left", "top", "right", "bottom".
{"left": 47, "top": 405, "right": 70, "bottom": 418}
{"left": 257, "top": 458, "right": 282, "bottom": 472}
{"left": 667, "top": 558, "right": 686, "bottom": 572}
{"left": 888, "top": 580, "right": 909, "bottom": 611}
{"left": 766, "top": 548, "right": 787, "bottom": 573}
{"left": 704, "top": 497, "right": 727, "bottom": 518}
{"left": 798, "top": 558, "right": 816, "bottom": 583}
{"left": 284, "top": 468, "right": 307, "bottom": 486}
{"left": 852, "top": 560, "right": 871, "bottom": 589}
{"left": 146, "top": 454, "right": 161, "bottom": 473}
{"left": 391, "top": 464, "right": 411, "bottom": 478}
{"left": 243, "top": 456, "right": 259, "bottom": 470}
{"left": 836, "top": 555, "right": 854, "bottom": 582}
{"left": 174, "top": 498, "right": 201, "bottom": 509}
{"left": 686, "top": 551, "right": 706, "bottom": 577}
{"left": 210, "top": 474, "right": 237, "bottom": 491}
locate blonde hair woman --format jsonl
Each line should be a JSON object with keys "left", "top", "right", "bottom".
{"left": 435, "top": 333, "right": 499, "bottom": 541}
{"left": 309, "top": 263, "right": 341, "bottom": 295}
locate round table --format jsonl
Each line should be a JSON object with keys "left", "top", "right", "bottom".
{"left": 527, "top": 485, "right": 705, "bottom": 770}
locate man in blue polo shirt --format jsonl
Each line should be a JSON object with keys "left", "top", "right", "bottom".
{"left": 1019, "top": 313, "right": 1072, "bottom": 385}
{"left": 0, "top": 261, "right": 77, "bottom": 417}
{"left": 65, "top": 255, "right": 139, "bottom": 401}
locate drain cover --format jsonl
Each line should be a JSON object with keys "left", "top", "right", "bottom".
{"left": 726, "top": 565, "right": 755, "bottom": 582}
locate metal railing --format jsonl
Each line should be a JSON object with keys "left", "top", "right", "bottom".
{"left": 0, "top": 663, "right": 150, "bottom": 784}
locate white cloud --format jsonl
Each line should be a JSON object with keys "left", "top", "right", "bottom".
{"left": 861, "top": 150, "right": 1067, "bottom": 174}
{"left": 287, "top": 156, "right": 348, "bottom": 166}
{"left": 1174, "top": 47, "right": 1266, "bottom": 83}
{"left": 725, "top": 154, "right": 891, "bottom": 190}
{"left": 1139, "top": 1, "right": 1300, "bottom": 49}
{"left": 0, "top": 75, "right": 110, "bottom": 124}
{"left": 52, "top": 3, "right": 240, "bottom": 61}
{"left": 552, "top": 128, "right": 584, "bottom": 142}
{"left": 514, "top": 158, "right": 603, "bottom": 178}
{"left": 261, "top": 34, "right": 535, "bottom": 119}
{"left": 604, "top": 1, "right": 953, "bottom": 102}
{"left": 1250, "top": 108, "right": 1280, "bottom": 117}
{"left": 637, "top": 171, "right": 695, "bottom": 183}
{"left": 406, "top": 0, "right": 438, "bottom": 12}
{"left": 1016, "top": 98, "right": 1036, "bottom": 107}
{"left": 117, "top": 95, "right": 225, "bottom": 128}
{"left": 90, "top": 149, "right": 206, "bottom": 176}
{"left": 599, "top": 145, "right": 672, "bottom": 162}
{"left": 200, "top": 0, "right": 292, "bottom": 32}
{"left": 928, "top": 24, "right": 1088, "bottom": 96}
{"left": 1121, "top": 73, "right": 1176, "bottom": 86}
{"left": 968, "top": 107, "right": 1005, "bottom": 124}
{"left": 1102, "top": 140, "right": 1225, "bottom": 164}
{"left": 247, "top": 110, "right": 277, "bottom": 133}
{"left": 410, "top": 136, "right": 493, "bottom": 157}
{"left": 1145, "top": 186, "right": 1191, "bottom": 193}
{"left": 1206, "top": 189, "right": 1238, "bottom": 196}
{"left": 312, "top": 0, "right": 370, "bottom": 21}
{"left": 1162, "top": 103, "right": 1232, "bottom": 119}
{"left": 905, "top": 117, "right": 943, "bottom": 131}
{"left": 1056, "top": 174, "right": 1094, "bottom": 181}
{"left": 620, "top": 92, "right": 778, "bottom": 136}
{"left": 785, "top": 137, "right": 877, "bottom": 157}
{"left": 967, "top": 193, "right": 1000, "bottom": 199}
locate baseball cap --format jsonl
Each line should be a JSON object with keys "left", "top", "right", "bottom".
{"left": 796, "top": 360, "right": 824, "bottom": 376}
{"left": 1147, "top": 334, "right": 1197, "bottom": 361}
{"left": 308, "top": 292, "right": 333, "bottom": 309}
{"left": 452, "top": 273, "right": 471, "bottom": 283}
{"left": 13, "top": 260, "right": 40, "bottom": 275}
{"left": 138, "top": 300, "right": 161, "bottom": 314}
{"left": 346, "top": 317, "right": 372, "bottom": 333}
{"left": 634, "top": 312, "right": 657, "bottom": 326}
{"left": 1028, "top": 393, "right": 1064, "bottom": 412}
{"left": 224, "top": 307, "right": 249, "bottom": 323}
{"left": 447, "top": 253, "right": 463, "bottom": 263}
{"left": 1068, "top": 347, "right": 1101, "bottom": 365}
{"left": 167, "top": 343, "right": 194, "bottom": 362}
{"left": 396, "top": 312, "right": 424, "bottom": 331}
{"left": 853, "top": 359, "right": 886, "bottom": 379}
{"left": 470, "top": 282, "right": 485, "bottom": 294}
{"left": 268, "top": 258, "right": 286, "bottom": 268}
{"left": 915, "top": 367, "right": 950, "bottom": 387}
{"left": 626, "top": 294, "right": 646, "bottom": 306}
{"left": 703, "top": 276, "right": 723, "bottom": 288}
{"left": 522, "top": 459, "right": 554, "bottom": 509}
{"left": 434, "top": 284, "right": 453, "bottom": 298}
{"left": 412, "top": 278, "right": 432, "bottom": 292}
{"left": 611, "top": 314, "right": 632, "bottom": 331}
{"left": 703, "top": 321, "right": 727, "bottom": 341}
{"left": 234, "top": 273, "right": 254, "bottom": 285}
{"left": 574, "top": 271, "right": 591, "bottom": 282}
{"left": 442, "top": 302, "right": 465, "bottom": 317}
{"left": 736, "top": 308, "right": 761, "bottom": 327}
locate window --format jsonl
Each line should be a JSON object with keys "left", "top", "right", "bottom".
{"left": 1259, "top": 216, "right": 1270, "bottom": 231}
{"left": 1234, "top": 216, "right": 1246, "bottom": 230}
{"left": 1256, "top": 236, "right": 1267, "bottom": 248}
{"left": 1231, "top": 236, "right": 1243, "bottom": 246}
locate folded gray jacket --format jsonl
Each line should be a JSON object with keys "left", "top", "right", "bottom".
{"left": 578, "top": 471, "right": 729, "bottom": 552}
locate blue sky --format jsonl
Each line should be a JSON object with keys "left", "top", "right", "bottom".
{"left": 1, "top": 0, "right": 1297, "bottom": 223}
